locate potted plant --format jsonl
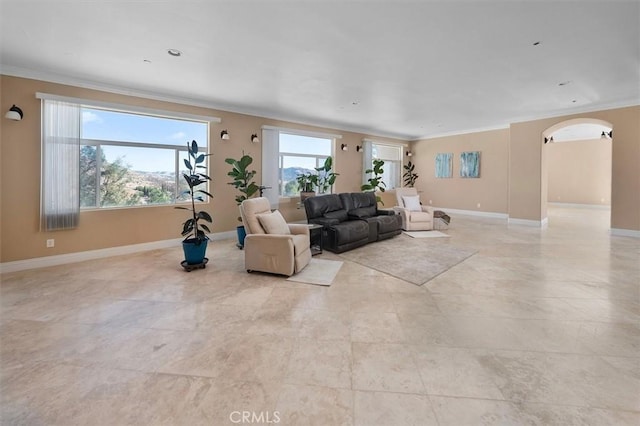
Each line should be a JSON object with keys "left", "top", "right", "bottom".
{"left": 296, "top": 172, "right": 318, "bottom": 203}
{"left": 361, "top": 158, "right": 386, "bottom": 205}
{"left": 176, "top": 140, "right": 213, "bottom": 267}
{"left": 403, "top": 160, "right": 419, "bottom": 187}
{"left": 314, "top": 156, "right": 339, "bottom": 194}
{"left": 225, "top": 152, "right": 260, "bottom": 248}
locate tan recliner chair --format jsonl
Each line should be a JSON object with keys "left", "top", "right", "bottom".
{"left": 393, "top": 188, "right": 434, "bottom": 231}
{"left": 240, "top": 197, "right": 311, "bottom": 276}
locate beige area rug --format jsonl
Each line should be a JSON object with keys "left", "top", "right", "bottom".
{"left": 339, "top": 234, "right": 476, "bottom": 286}
{"left": 404, "top": 230, "right": 450, "bottom": 238}
{"left": 286, "top": 258, "right": 343, "bottom": 286}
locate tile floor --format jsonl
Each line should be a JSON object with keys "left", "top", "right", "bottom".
{"left": 1, "top": 206, "right": 638, "bottom": 425}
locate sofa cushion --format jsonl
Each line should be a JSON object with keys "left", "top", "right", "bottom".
{"left": 349, "top": 206, "right": 376, "bottom": 219}
{"left": 304, "top": 194, "right": 343, "bottom": 219}
{"left": 410, "top": 211, "right": 432, "bottom": 223}
{"left": 257, "top": 210, "right": 291, "bottom": 234}
{"left": 324, "top": 209, "right": 348, "bottom": 222}
{"left": 402, "top": 195, "right": 422, "bottom": 212}
{"left": 333, "top": 220, "right": 369, "bottom": 244}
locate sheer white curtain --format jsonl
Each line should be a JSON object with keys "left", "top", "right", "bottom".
{"left": 362, "top": 139, "right": 373, "bottom": 186}
{"left": 41, "top": 99, "right": 81, "bottom": 230}
{"left": 261, "top": 127, "right": 280, "bottom": 208}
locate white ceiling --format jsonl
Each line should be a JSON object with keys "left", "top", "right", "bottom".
{"left": 1, "top": 1, "right": 638, "bottom": 140}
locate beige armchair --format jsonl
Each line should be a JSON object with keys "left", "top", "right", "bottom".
{"left": 393, "top": 188, "right": 434, "bottom": 231}
{"left": 240, "top": 197, "right": 311, "bottom": 276}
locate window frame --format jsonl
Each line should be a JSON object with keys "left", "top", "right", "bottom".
{"left": 369, "top": 142, "right": 404, "bottom": 190}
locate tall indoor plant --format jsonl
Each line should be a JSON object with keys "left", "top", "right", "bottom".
{"left": 314, "top": 156, "right": 339, "bottom": 194}
{"left": 403, "top": 160, "right": 419, "bottom": 187}
{"left": 361, "top": 158, "right": 386, "bottom": 205}
{"left": 176, "top": 140, "right": 213, "bottom": 266}
{"left": 225, "top": 152, "right": 259, "bottom": 248}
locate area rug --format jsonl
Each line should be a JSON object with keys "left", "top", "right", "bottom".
{"left": 404, "top": 230, "right": 450, "bottom": 238}
{"left": 286, "top": 258, "right": 343, "bottom": 286}
{"left": 339, "top": 234, "right": 476, "bottom": 286}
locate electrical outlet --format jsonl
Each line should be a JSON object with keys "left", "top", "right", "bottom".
{"left": 429, "top": 199, "right": 432, "bottom": 205}
{"left": 46, "top": 239, "right": 55, "bottom": 248}
{"left": 477, "top": 203, "right": 481, "bottom": 208}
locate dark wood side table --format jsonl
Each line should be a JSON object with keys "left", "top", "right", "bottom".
{"left": 307, "top": 224, "right": 323, "bottom": 255}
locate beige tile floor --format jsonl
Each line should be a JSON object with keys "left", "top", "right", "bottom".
{"left": 1, "top": 206, "right": 639, "bottom": 425}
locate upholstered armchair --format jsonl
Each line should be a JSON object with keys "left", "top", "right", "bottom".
{"left": 393, "top": 187, "right": 434, "bottom": 231}
{"left": 240, "top": 197, "right": 311, "bottom": 276}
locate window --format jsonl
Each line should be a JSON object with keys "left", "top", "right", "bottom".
{"left": 79, "top": 107, "right": 208, "bottom": 208}
{"left": 365, "top": 142, "right": 403, "bottom": 190}
{"left": 279, "top": 133, "right": 333, "bottom": 197}
{"left": 261, "top": 126, "right": 340, "bottom": 206}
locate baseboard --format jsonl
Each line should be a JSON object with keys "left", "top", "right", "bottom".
{"left": 610, "top": 228, "right": 640, "bottom": 238}
{"left": 433, "top": 207, "right": 508, "bottom": 220}
{"left": 508, "top": 217, "right": 549, "bottom": 228}
{"left": 0, "top": 231, "right": 236, "bottom": 274}
{"left": 548, "top": 202, "right": 611, "bottom": 210}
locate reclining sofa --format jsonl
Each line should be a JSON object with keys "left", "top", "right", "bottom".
{"left": 304, "top": 192, "right": 402, "bottom": 253}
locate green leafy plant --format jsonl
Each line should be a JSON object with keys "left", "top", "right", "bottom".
{"left": 296, "top": 172, "right": 318, "bottom": 193}
{"left": 225, "top": 152, "right": 260, "bottom": 222}
{"left": 361, "top": 158, "right": 386, "bottom": 205}
{"left": 314, "top": 156, "right": 339, "bottom": 194}
{"left": 403, "top": 160, "right": 419, "bottom": 187}
{"left": 176, "top": 140, "right": 213, "bottom": 243}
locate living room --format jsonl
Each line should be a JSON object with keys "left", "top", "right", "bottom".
{"left": 1, "top": 1, "right": 639, "bottom": 425}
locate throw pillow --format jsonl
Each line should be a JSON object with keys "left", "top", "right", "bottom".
{"left": 256, "top": 210, "right": 290, "bottom": 235}
{"left": 402, "top": 195, "right": 422, "bottom": 212}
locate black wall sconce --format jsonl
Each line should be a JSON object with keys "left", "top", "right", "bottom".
{"left": 341, "top": 143, "right": 348, "bottom": 151}
{"left": 406, "top": 150, "right": 413, "bottom": 157}
{"left": 601, "top": 130, "right": 613, "bottom": 139}
{"left": 5, "top": 104, "right": 23, "bottom": 121}
{"left": 251, "top": 133, "right": 260, "bottom": 143}
{"left": 220, "top": 129, "right": 230, "bottom": 140}
{"left": 544, "top": 136, "right": 554, "bottom": 144}
{"left": 356, "top": 145, "right": 362, "bottom": 153}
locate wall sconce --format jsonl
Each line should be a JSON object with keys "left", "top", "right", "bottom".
{"left": 220, "top": 130, "right": 230, "bottom": 140}
{"left": 544, "top": 136, "right": 554, "bottom": 144}
{"left": 251, "top": 133, "right": 260, "bottom": 143}
{"left": 5, "top": 104, "right": 23, "bottom": 121}
{"left": 601, "top": 130, "right": 613, "bottom": 139}
{"left": 356, "top": 145, "right": 362, "bottom": 153}
{"left": 341, "top": 143, "right": 348, "bottom": 151}
{"left": 406, "top": 150, "right": 413, "bottom": 157}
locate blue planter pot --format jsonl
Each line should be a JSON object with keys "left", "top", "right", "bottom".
{"left": 182, "top": 238, "right": 208, "bottom": 265}
{"left": 236, "top": 225, "right": 247, "bottom": 248}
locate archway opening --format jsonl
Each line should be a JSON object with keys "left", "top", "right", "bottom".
{"left": 542, "top": 118, "right": 613, "bottom": 230}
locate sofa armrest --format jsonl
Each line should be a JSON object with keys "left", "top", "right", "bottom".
{"left": 375, "top": 209, "right": 396, "bottom": 216}
{"left": 288, "top": 224, "right": 310, "bottom": 236}
{"left": 310, "top": 218, "right": 340, "bottom": 226}
{"left": 420, "top": 206, "right": 434, "bottom": 214}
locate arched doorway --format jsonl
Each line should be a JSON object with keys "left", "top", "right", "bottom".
{"left": 541, "top": 118, "right": 613, "bottom": 230}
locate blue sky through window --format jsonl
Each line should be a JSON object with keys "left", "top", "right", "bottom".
{"left": 82, "top": 108, "right": 208, "bottom": 172}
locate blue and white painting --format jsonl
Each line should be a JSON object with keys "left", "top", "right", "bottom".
{"left": 435, "top": 153, "right": 453, "bottom": 178}
{"left": 460, "top": 151, "right": 480, "bottom": 178}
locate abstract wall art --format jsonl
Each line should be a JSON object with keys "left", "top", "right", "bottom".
{"left": 435, "top": 153, "right": 453, "bottom": 178}
{"left": 460, "top": 151, "right": 481, "bottom": 178}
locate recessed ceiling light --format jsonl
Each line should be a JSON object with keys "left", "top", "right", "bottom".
{"left": 167, "top": 49, "right": 182, "bottom": 57}
{"left": 558, "top": 81, "right": 571, "bottom": 86}
{"left": 572, "top": 99, "right": 577, "bottom": 103}
{"left": 351, "top": 101, "right": 359, "bottom": 105}
{"left": 143, "top": 59, "right": 152, "bottom": 63}
{"left": 533, "top": 41, "right": 541, "bottom": 46}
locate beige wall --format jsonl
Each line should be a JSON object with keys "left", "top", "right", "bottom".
{"left": 547, "top": 139, "right": 612, "bottom": 205}
{"left": 410, "top": 129, "right": 510, "bottom": 213}
{"left": 0, "top": 75, "right": 405, "bottom": 262}
{"left": 2, "top": 75, "right": 638, "bottom": 263}
{"left": 509, "top": 106, "right": 640, "bottom": 229}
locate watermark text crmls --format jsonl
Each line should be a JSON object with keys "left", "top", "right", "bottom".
{"left": 229, "top": 411, "right": 281, "bottom": 424}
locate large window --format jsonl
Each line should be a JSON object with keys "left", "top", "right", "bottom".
{"left": 79, "top": 108, "right": 208, "bottom": 208}
{"left": 370, "top": 143, "right": 403, "bottom": 190}
{"left": 279, "top": 133, "right": 333, "bottom": 197}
